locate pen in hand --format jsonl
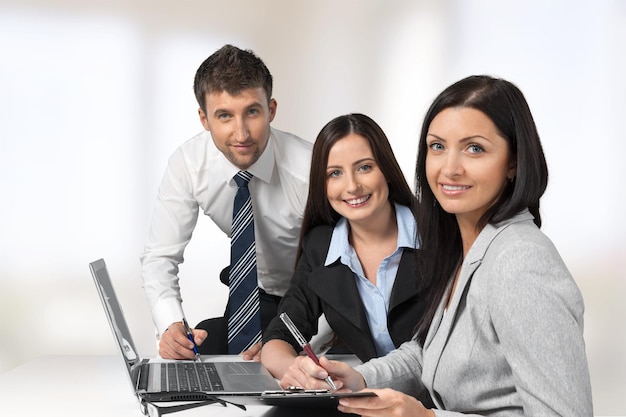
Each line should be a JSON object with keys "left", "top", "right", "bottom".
{"left": 182, "top": 318, "right": 201, "bottom": 362}
{"left": 279, "top": 312, "right": 337, "bottom": 390}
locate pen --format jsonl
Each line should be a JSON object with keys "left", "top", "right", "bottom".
{"left": 182, "top": 318, "right": 201, "bottom": 362}
{"left": 279, "top": 312, "right": 337, "bottom": 390}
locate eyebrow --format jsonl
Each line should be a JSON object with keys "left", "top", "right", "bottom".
{"left": 212, "top": 102, "right": 263, "bottom": 117}
{"left": 326, "top": 157, "right": 376, "bottom": 169}
{"left": 427, "top": 133, "right": 489, "bottom": 143}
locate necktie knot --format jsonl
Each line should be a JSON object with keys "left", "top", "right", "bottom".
{"left": 234, "top": 171, "right": 253, "bottom": 188}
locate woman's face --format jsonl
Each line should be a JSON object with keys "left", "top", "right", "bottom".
{"left": 325, "top": 133, "right": 391, "bottom": 226}
{"left": 425, "top": 107, "right": 516, "bottom": 228}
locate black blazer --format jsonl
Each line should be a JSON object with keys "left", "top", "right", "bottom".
{"left": 263, "top": 224, "right": 428, "bottom": 363}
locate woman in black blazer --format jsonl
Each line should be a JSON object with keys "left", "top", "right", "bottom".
{"left": 261, "top": 113, "right": 429, "bottom": 390}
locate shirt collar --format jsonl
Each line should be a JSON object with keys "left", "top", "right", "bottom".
{"left": 395, "top": 203, "right": 418, "bottom": 249}
{"left": 324, "top": 203, "right": 418, "bottom": 266}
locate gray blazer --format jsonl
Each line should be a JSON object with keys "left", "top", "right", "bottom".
{"left": 357, "top": 210, "right": 593, "bottom": 416}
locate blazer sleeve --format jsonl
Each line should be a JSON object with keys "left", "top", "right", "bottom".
{"left": 486, "top": 237, "right": 593, "bottom": 416}
{"left": 357, "top": 340, "right": 430, "bottom": 399}
{"left": 262, "top": 226, "right": 331, "bottom": 352}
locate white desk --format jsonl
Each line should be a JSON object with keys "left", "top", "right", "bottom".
{"left": 0, "top": 355, "right": 356, "bottom": 417}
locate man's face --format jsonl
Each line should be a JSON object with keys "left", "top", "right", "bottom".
{"left": 198, "top": 87, "right": 276, "bottom": 170}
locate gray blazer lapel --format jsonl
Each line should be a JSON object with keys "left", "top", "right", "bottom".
{"left": 421, "top": 210, "right": 534, "bottom": 405}
{"left": 421, "top": 258, "right": 481, "bottom": 408}
{"left": 421, "top": 221, "right": 500, "bottom": 405}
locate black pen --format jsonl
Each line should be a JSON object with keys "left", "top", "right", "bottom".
{"left": 279, "top": 312, "right": 337, "bottom": 390}
{"left": 182, "top": 318, "right": 201, "bottom": 361}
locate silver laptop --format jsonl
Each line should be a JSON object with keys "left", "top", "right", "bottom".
{"left": 89, "top": 258, "right": 281, "bottom": 405}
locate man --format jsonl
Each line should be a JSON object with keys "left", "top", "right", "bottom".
{"left": 141, "top": 44, "right": 312, "bottom": 361}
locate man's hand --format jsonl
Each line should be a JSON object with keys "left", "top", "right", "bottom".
{"left": 241, "top": 342, "right": 262, "bottom": 361}
{"left": 159, "top": 322, "right": 207, "bottom": 360}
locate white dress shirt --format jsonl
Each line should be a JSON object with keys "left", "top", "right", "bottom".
{"left": 141, "top": 127, "right": 312, "bottom": 334}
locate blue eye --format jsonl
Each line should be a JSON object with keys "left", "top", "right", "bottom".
{"left": 429, "top": 142, "right": 444, "bottom": 151}
{"left": 328, "top": 169, "right": 341, "bottom": 178}
{"left": 358, "top": 164, "right": 373, "bottom": 172}
{"left": 468, "top": 144, "right": 484, "bottom": 154}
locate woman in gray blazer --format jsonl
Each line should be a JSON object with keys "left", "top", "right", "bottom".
{"left": 287, "top": 76, "right": 593, "bottom": 416}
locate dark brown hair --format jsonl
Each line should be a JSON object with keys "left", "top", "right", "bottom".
{"left": 296, "top": 113, "right": 417, "bottom": 262}
{"left": 413, "top": 75, "right": 548, "bottom": 344}
{"left": 193, "top": 44, "right": 273, "bottom": 113}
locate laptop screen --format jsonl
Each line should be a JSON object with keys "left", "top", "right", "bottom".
{"left": 89, "top": 258, "right": 142, "bottom": 390}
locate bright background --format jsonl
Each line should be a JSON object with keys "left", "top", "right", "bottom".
{"left": 0, "top": 0, "right": 624, "bottom": 414}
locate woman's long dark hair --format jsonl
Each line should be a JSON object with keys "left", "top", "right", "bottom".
{"left": 413, "top": 75, "right": 549, "bottom": 344}
{"left": 296, "top": 113, "right": 417, "bottom": 263}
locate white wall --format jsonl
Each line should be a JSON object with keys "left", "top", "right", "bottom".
{"left": 0, "top": 0, "right": 624, "bottom": 414}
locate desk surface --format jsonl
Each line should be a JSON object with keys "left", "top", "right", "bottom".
{"left": 0, "top": 355, "right": 355, "bottom": 417}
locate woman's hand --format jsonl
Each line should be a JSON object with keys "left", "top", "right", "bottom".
{"left": 279, "top": 355, "right": 322, "bottom": 389}
{"left": 279, "top": 355, "right": 366, "bottom": 392}
{"left": 337, "top": 388, "right": 435, "bottom": 417}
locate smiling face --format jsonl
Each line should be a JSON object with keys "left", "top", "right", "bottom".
{"left": 426, "top": 107, "right": 516, "bottom": 229}
{"left": 198, "top": 87, "right": 276, "bottom": 170}
{"left": 325, "top": 133, "right": 392, "bottom": 226}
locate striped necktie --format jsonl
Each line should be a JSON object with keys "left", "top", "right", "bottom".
{"left": 227, "top": 171, "right": 262, "bottom": 353}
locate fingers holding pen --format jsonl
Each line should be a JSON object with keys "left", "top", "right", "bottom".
{"left": 158, "top": 322, "right": 206, "bottom": 360}
{"left": 319, "top": 356, "right": 368, "bottom": 392}
{"left": 159, "top": 322, "right": 190, "bottom": 359}
{"left": 294, "top": 355, "right": 362, "bottom": 392}
{"left": 279, "top": 355, "right": 342, "bottom": 390}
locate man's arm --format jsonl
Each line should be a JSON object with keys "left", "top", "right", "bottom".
{"left": 141, "top": 148, "right": 200, "bottom": 336}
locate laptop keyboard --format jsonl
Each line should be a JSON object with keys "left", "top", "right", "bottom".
{"left": 161, "top": 362, "right": 224, "bottom": 392}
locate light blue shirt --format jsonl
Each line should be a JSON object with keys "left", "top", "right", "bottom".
{"left": 324, "top": 204, "right": 418, "bottom": 356}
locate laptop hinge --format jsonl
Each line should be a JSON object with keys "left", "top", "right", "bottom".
{"left": 136, "top": 359, "right": 151, "bottom": 391}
